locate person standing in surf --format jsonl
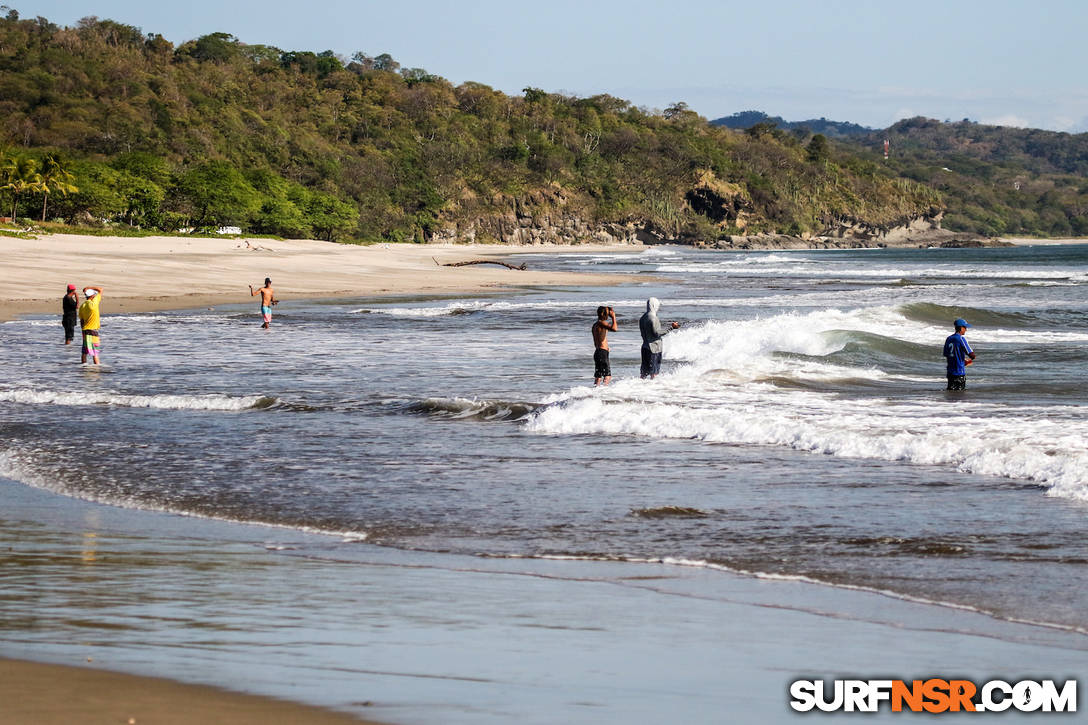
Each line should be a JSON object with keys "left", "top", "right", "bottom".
{"left": 62, "top": 284, "right": 79, "bottom": 345}
{"left": 639, "top": 297, "right": 680, "bottom": 379}
{"left": 249, "top": 278, "right": 277, "bottom": 329}
{"left": 943, "top": 317, "right": 976, "bottom": 390}
{"left": 78, "top": 286, "right": 103, "bottom": 365}
{"left": 592, "top": 305, "right": 618, "bottom": 386}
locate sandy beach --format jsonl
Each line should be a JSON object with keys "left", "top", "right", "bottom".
{"left": 0, "top": 233, "right": 639, "bottom": 321}
{"left": 0, "top": 657, "right": 381, "bottom": 725}
{"left": 3, "top": 232, "right": 1081, "bottom": 322}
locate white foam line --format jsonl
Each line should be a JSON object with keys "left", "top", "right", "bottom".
{"left": 652, "top": 264, "right": 1087, "bottom": 280}
{"left": 0, "top": 451, "right": 369, "bottom": 542}
{"left": 507, "top": 552, "right": 1088, "bottom": 636}
{"left": 0, "top": 388, "right": 269, "bottom": 411}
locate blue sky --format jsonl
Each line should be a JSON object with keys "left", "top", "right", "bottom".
{"left": 16, "top": 0, "right": 1088, "bottom": 131}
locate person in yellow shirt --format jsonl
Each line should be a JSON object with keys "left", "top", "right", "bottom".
{"left": 78, "top": 286, "right": 103, "bottom": 364}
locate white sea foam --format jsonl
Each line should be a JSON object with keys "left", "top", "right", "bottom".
{"left": 527, "top": 393, "right": 1088, "bottom": 499}
{"left": 0, "top": 388, "right": 270, "bottom": 411}
{"left": 637, "top": 247, "right": 680, "bottom": 258}
{"left": 652, "top": 263, "right": 1087, "bottom": 281}
{"left": 7, "top": 312, "right": 231, "bottom": 328}
{"left": 353, "top": 293, "right": 926, "bottom": 318}
{"left": 526, "top": 306, "right": 1088, "bottom": 501}
{"left": 355, "top": 297, "right": 768, "bottom": 317}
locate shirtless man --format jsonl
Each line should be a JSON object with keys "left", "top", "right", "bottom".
{"left": 592, "top": 305, "right": 618, "bottom": 386}
{"left": 249, "top": 278, "right": 277, "bottom": 329}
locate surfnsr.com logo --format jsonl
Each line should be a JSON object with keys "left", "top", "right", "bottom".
{"left": 789, "top": 679, "right": 1077, "bottom": 713}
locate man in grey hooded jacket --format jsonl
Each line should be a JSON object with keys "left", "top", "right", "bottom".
{"left": 639, "top": 297, "right": 680, "bottom": 379}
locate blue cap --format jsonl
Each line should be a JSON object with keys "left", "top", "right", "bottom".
{"left": 954, "top": 318, "right": 971, "bottom": 328}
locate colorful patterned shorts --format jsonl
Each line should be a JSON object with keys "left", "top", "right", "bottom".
{"left": 82, "top": 331, "right": 100, "bottom": 357}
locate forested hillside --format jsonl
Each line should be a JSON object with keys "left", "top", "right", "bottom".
{"left": 714, "top": 108, "right": 1088, "bottom": 238}
{"left": 0, "top": 12, "right": 941, "bottom": 243}
{"left": 855, "top": 118, "right": 1088, "bottom": 236}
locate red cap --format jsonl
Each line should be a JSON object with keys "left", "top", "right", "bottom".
{"left": 67, "top": 284, "right": 76, "bottom": 291}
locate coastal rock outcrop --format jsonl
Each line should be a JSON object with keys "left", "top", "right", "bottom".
{"left": 427, "top": 184, "right": 644, "bottom": 246}
{"left": 425, "top": 183, "right": 1001, "bottom": 250}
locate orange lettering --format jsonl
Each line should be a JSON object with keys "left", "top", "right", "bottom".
{"left": 922, "top": 679, "right": 951, "bottom": 713}
{"left": 948, "top": 680, "right": 977, "bottom": 712}
{"left": 892, "top": 680, "right": 924, "bottom": 712}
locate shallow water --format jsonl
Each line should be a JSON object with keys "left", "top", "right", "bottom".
{"left": 3, "top": 479, "right": 1084, "bottom": 724}
{"left": 2, "top": 244, "right": 1087, "bottom": 635}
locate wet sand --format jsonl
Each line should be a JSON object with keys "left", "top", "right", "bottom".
{"left": 0, "top": 658, "right": 380, "bottom": 725}
{"left": 0, "top": 233, "right": 639, "bottom": 321}
{"left": 2, "top": 477, "right": 1085, "bottom": 724}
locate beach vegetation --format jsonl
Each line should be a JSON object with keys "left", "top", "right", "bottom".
{"left": 0, "top": 153, "right": 43, "bottom": 219}
{"left": 37, "top": 152, "right": 78, "bottom": 221}
{"left": 172, "top": 161, "right": 261, "bottom": 228}
{"left": 0, "top": 12, "right": 956, "bottom": 243}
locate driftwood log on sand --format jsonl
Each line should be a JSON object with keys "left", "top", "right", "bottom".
{"left": 433, "top": 257, "right": 527, "bottom": 271}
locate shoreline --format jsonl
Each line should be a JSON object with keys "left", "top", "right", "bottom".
{"left": 4, "top": 232, "right": 1084, "bottom": 322}
{"left": 0, "top": 234, "right": 642, "bottom": 322}
{"left": 0, "top": 657, "right": 382, "bottom": 725}
{"left": 999, "top": 236, "right": 1088, "bottom": 246}
{"left": 3, "top": 476, "right": 1085, "bottom": 724}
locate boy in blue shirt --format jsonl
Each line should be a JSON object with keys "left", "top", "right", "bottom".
{"left": 943, "top": 318, "right": 976, "bottom": 390}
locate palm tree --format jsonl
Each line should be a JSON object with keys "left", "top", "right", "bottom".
{"left": 1, "top": 155, "right": 43, "bottom": 220}
{"left": 38, "top": 153, "right": 78, "bottom": 222}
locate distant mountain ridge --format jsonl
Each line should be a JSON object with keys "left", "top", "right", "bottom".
{"left": 710, "top": 111, "right": 874, "bottom": 139}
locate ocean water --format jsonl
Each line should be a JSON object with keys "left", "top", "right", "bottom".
{"left": 2, "top": 243, "right": 1087, "bottom": 637}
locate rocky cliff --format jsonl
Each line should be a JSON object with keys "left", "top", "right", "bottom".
{"left": 425, "top": 189, "right": 999, "bottom": 249}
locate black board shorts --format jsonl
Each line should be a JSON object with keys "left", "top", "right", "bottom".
{"left": 594, "top": 348, "right": 611, "bottom": 379}
{"left": 947, "top": 375, "right": 967, "bottom": 390}
{"left": 640, "top": 345, "right": 662, "bottom": 378}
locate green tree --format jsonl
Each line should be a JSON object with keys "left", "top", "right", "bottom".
{"left": 522, "top": 87, "right": 548, "bottom": 104}
{"left": 115, "top": 170, "right": 165, "bottom": 227}
{"left": 247, "top": 169, "right": 311, "bottom": 237}
{"left": 51, "top": 162, "right": 126, "bottom": 223}
{"left": 663, "top": 101, "right": 689, "bottom": 119}
{"left": 806, "top": 134, "right": 829, "bottom": 164}
{"left": 371, "top": 53, "right": 399, "bottom": 72}
{"left": 1, "top": 155, "right": 43, "bottom": 219}
{"left": 111, "top": 151, "right": 171, "bottom": 186}
{"left": 253, "top": 197, "right": 310, "bottom": 237}
{"left": 38, "top": 153, "right": 79, "bottom": 221}
{"left": 315, "top": 50, "right": 345, "bottom": 77}
{"left": 303, "top": 190, "right": 359, "bottom": 241}
{"left": 173, "top": 161, "right": 260, "bottom": 229}
{"left": 189, "top": 32, "right": 240, "bottom": 62}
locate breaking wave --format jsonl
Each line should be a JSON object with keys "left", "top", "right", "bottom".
{"left": 0, "top": 388, "right": 275, "bottom": 411}
{"left": 524, "top": 304, "right": 1088, "bottom": 502}
{"left": 398, "top": 396, "right": 539, "bottom": 421}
